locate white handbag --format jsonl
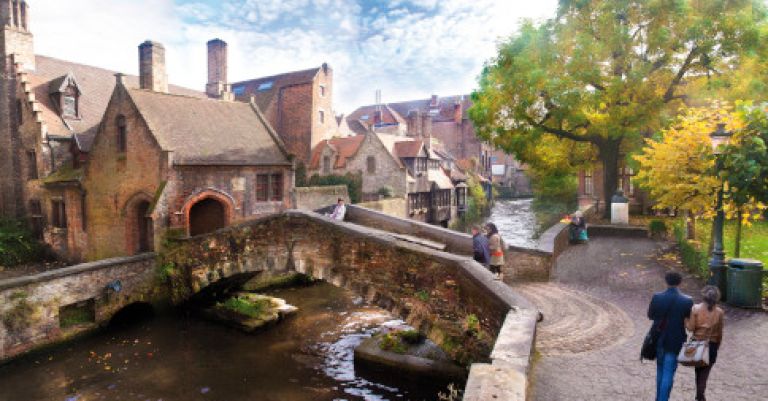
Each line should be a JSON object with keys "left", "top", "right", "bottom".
{"left": 678, "top": 307, "right": 715, "bottom": 367}
{"left": 678, "top": 338, "right": 710, "bottom": 367}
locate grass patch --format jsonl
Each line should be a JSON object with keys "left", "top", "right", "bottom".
{"left": 218, "top": 296, "right": 271, "bottom": 318}
{"left": 673, "top": 218, "right": 768, "bottom": 296}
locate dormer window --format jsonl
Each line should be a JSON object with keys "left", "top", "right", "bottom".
{"left": 49, "top": 73, "right": 81, "bottom": 119}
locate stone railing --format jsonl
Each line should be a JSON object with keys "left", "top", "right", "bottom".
{"left": 344, "top": 204, "right": 475, "bottom": 255}
{"left": 502, "top": 206, "right": 597, "bottom": 281}
{"left": 0, "top": 254, "right": 159, "bottom": 362}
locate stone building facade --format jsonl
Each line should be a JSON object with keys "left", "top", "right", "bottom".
{"left": 0, "top": 2, "right": 293, "bottom": 262}
{"left": 577, "top": 164, "right": 649, "bottom": 214}
{"left": 308, "top": 132, "right": 460, "bottom": 226}
{"left": 231, "top": 63, "right": 336, "bottom": 164}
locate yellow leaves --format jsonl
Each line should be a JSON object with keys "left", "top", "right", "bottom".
{"left": 634, "top": 104, "right": 744, "bottom": 215}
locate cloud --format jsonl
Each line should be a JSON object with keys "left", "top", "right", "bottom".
{"left": 28, "top": 0, "right": 558, "bottom": 113}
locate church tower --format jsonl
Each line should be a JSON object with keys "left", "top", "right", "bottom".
{"left": 0, "top": 0, "right": 34, "bottom": 217}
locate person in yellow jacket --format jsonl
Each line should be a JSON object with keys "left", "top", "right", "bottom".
{"left": 485, "top": 222, "right": 504, "bottom": 280}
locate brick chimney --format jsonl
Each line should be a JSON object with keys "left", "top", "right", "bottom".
{"left": 206, "top": 38, "right": 233, "bottom": 100}
{"left": 407, "top": 109, "right": 421, "bottom": 137}
{"left": 453, "top": 101, "right": 463, "bottom": 124}
{"left": 138, "top": 40, "right": 168, "bottom": 93}
{"left": 421, "top": 113, "right": 432, "bottom": 150}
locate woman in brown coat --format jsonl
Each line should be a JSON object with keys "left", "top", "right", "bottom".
{"left": 485, "top": 223, "right": 504, "bottom": 280}
{"left": 685, "top": 285, "right": 725, "bottom": 401}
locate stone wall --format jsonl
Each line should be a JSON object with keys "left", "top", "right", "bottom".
{"left": 0, "top": 254, "right": 161, "bottom": 362}
{"left": 502, "top": 206, "right": 596, "bottom": 282}
{"left": 357, "top": 198, "right": 408, "bottom": 219}
{"left": 293, "top": 185, "right": 349, "bottom": 211}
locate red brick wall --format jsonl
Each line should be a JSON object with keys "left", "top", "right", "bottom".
{"left": 169, "top": 164, "right": 293, "bottom": 232}
{"left": 277, "top": 83, "right": 313, "bottom": 163}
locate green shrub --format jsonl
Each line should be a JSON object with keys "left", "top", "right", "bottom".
{"left": 306, "top": 172, "right": 362, "bottom": 203}
{"left": 0, "top": 219, "right": 46, "bottom": 267}
{"left": 398, "top": 329, "right": 425, "bottom": 345}
{"left": 649, "top": 219, "right": 668, "bottom": 239}
{"left": 377, "top": 186, "right": 394, "bottom": 198}
{"left": 379, "top": 332, "right": 407, "bottom": 354}
{"left": 415, "top": 289, "right": 430, "bottom": 302}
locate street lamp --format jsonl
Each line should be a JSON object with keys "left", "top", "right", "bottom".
{"left": 708, "top": 123, "right": 732, "bottom": 297}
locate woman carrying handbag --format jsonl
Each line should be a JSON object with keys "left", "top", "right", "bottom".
{"left": 683, "top": 286, "right": 724, "bottom": 401}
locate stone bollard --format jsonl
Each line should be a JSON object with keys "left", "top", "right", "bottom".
{"left": 610, "top": 190, "right": 629, "bottom": 225}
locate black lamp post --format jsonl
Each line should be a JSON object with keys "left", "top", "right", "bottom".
{"left": 708, "top": 123, "right": 732, "bottom": 296}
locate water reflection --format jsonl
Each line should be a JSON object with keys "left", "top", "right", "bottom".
{"left": 486, "top": 198, "right": 539, "bottom": 248}
{"left": 0, "top": 283, "right": 451, "bottom": 401}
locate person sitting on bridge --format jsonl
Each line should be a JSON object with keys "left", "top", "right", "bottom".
{"left": 327, "top": 198, "right": 346, "bottom": 221}
{"left": 471, "top": 225, "right": 490, "bottom": 267}
{"left": 569, "top": 210, "right": 588, "bottom": 243}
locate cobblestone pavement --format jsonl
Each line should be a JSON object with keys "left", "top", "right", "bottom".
{"left": 521, "top": 237, "right": 768, "bottom": 401}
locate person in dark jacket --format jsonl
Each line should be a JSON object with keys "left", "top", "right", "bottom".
{"left": 647, "top": 271, "right": 694, "bottom": 401}
{"left": 471, "top": 225, "right": 490, "bottom": 267}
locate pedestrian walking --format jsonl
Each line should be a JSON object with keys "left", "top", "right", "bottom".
{"left": 647, "top": 271, "right": 694, "bottom": 401}
{"left": 685, "top": 286, "right": 724, "bottom": 401}
{"left": 485, "top": 222, "right": 504, "bottom": 280}
{"left": 471, "top": 225, "right": 490, "bottom": 267}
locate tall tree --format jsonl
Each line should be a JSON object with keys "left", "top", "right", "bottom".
{"left": 470, "top": 0, "right": 766, "bottom": 216}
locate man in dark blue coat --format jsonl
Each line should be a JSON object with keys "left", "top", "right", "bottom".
{"left": 648, "top": 271, "right": 693, "bottom": 401}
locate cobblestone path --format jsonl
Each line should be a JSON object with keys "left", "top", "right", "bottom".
{"left": 523, "top": 237, "right": 768, "bottom": 401}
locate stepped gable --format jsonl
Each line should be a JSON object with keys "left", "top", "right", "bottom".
{"left": 125, "top": 88, "right": 290, "bottom": 165}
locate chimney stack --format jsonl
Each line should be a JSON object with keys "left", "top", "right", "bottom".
{"left": 407, "top": 109, "right": 421, "bottom": 138}
{"left": 206, "top": 38, "right": 233, "bottom": 100}
{"left": 139, "top": 40, "right": 168, "bottom": 93}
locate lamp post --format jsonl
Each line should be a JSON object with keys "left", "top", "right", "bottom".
{"left": 708, "top": 123, "right": 732, "bottom": 297}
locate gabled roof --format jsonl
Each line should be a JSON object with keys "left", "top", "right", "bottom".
{"left": 308, "top": 134, "right": 366, "bottom": 169}
{"left": 230, "top": 67, "right": 320, "bottom": 115}
{"left": 347, "top": 94, "right": 472, "bottom": 130}
{"left": 48, "top": 72, "right": 80, "bottom": 95}
{"left": 29, "top": 55, "right": 205, "bottom": 152}
{"left": 124, "top": 87, "right": 290, "bottom": 165}
{"left": 393, "top": 140, "right": 426, "bottom": 158}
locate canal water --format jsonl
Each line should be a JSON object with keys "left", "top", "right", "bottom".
{"left": 486, "top": 198, "right": 540, "bottom": 248}
{"left": 0, "top": 283, "right": 454, "bottom": 401}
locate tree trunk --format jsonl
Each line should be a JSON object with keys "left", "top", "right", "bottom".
{"left": 599, "top": 139, "right": 622, "bottom": 219}
{"left": 734, "top": 211, "right": 742, "bottom": 258}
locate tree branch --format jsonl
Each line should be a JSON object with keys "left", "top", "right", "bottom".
{"left": 663, "top": 46, "right": 698, "bottom": 102}
{"left": 523, "top": 115, "right": 594, "bottom": 143}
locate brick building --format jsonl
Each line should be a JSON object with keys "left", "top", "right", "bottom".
{"left": 231, "top": 63, "right": 336, "bottom": 164}
{"left": 0, "top": 2, "right": 293, "bottom": 262}
{"left": 347, "top": 94, "right": 522, "bottom": 183}
{"left": 577, "top": 163, "right": 649, "bottom": 215}
{"left": 307, "top": 131, "right": 461, "bottom": 226}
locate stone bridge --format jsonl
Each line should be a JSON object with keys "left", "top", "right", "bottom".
{"left": 1, "top": 208, "right": 539, "bottom": 400}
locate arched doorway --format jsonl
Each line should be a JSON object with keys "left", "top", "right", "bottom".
{"left": 189, "top": 198, "right": 226, "bottom": 236}
{"left": 136, "top": 200, "right": 153, "bottom": 253}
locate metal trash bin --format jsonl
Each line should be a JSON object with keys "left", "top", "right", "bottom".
{"left": 726, "top": 258, "right": 765, "bottom": 308}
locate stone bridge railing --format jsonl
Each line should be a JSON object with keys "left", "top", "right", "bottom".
{"left": 0, "top": 254, "right": 160, "bottom": 361}
{"left": 162, "top": 210, "right": 538, "bottom": 399}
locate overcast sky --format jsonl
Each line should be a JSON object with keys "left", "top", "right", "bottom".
{"left": 31, "top": 0, "right": 558, "bottom": 113}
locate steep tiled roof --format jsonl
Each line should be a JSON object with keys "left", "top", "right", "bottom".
{"left": 230, "top": 67, "right": 319, "bottom": 115}
{"left": 308, "top": 134, "right": 366, "bottom": 170}
{"left": 348, "top": 94, "right": 472, "bottom": 129}
{"left": 125, "top": 88, "right": 290, "bottom": 165}
{"left": 393, "top": 140, "right": 425, "bottom": 158}
{"left": 30, "top": 55, "right": 205, "bottom": 151}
